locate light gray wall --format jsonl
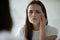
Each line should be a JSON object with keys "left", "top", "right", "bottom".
{"left": 9, "top": 0, "right": 60, "bottom": 39}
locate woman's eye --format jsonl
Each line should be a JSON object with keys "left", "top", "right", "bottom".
{"left": 36, "top": 10, "right": 41, "bottom": 14}
{"left": 29, "top": 10, "right": 33, "bottom": 13}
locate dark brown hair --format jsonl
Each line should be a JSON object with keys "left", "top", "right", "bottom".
{"left": 0, "top": 0, "right": 13, "bottom": 31}
{"left": 25, "top": 0, "right": 48, "bottom": 40}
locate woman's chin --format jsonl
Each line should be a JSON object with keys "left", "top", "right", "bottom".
{"left": 31, "top": 21, "right": 38, "bottom": 25}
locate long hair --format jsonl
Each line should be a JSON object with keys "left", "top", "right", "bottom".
{"left": 0, "top": 0, "right": 13, "bottom": 31}
{"left": 25, "top": 0, "right": 48, "bottom": 40}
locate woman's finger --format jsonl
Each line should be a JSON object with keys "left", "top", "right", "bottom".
{"left": 41, "top": 13, "right": 46, "bottom": 24}
{"left": 40, "top": 15, "right": 42, "bottom": 24}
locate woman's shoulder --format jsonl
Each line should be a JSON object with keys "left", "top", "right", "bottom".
{"left": 46, "top": 25, "right": 58, "bottom": 36}
{"left": 20, "top": 26, "right": 25, "bottom": 33}
{"left": 17, "top": 26, "right": 26, "bottom": 40}
{"left": 17, "top": 26, "right": 25, "bottom": 37}
{"left": 46, "top": 25, "right": 57, "bottom": 31}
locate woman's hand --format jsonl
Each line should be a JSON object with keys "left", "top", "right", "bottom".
{"left": 39, "top": 13, "right": 46, "bottom": 30}
{"left": 39, "top": 13, "right": 47, "bottom": 40}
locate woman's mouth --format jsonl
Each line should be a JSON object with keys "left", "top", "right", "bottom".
{"left": 32, "top": 18, "right": 37, "bottom": 21}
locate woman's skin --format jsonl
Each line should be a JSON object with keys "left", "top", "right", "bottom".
{"left": 28, "top": 4, "right": 57, "bottom": 40}
{"left": 39, "top": 13, "right": 47, "bottom": 40}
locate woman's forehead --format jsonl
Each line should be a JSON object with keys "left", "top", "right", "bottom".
{"left": 28, "top": 4, "right": 42, "bottom": 10}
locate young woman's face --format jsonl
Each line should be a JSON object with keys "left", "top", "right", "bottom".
{"left": 28, "top": 4, "right": 45, "bottom": 25}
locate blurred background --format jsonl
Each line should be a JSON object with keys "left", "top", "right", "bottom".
{"left": 9, "top": 0, "right": 60, "bottom": 40}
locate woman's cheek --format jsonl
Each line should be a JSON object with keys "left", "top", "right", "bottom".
{"left": 36, "top": 17, "right": 40, "bottom": 23}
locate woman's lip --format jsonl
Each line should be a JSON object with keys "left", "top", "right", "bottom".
{"left": 32, "top": 18, "right": 37, "bottom": 20}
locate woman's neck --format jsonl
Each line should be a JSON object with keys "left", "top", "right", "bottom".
{"left": 33, "top": 24, "right": 40, "bottom": 31}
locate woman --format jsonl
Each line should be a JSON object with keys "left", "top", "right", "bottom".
{"left": 0, "top": 0, "right": 18, "bottom": 40}
{"left": 19, "top": 0, "right": 57, "bottom": 40}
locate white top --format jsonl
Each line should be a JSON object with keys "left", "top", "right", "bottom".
{"left": 18, "top": 25, "right": 57, "bottom": 40}
{"left": 0, "top": 30, "right": 18, "bottom": 40}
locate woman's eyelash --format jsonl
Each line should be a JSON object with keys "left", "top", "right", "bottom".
{"left": 29, "top": 11, "right": 33, "bottom": 13}
{"left": 36, "top": 11, "right": 40, "bottom": 13}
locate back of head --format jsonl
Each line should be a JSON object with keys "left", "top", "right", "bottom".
{"left": 0, "top": 0, "right": 13, "bottom": 31}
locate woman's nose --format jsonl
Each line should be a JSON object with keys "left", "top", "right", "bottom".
{"left": 32, "top": 12, "right": 36, "bottom": 17}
